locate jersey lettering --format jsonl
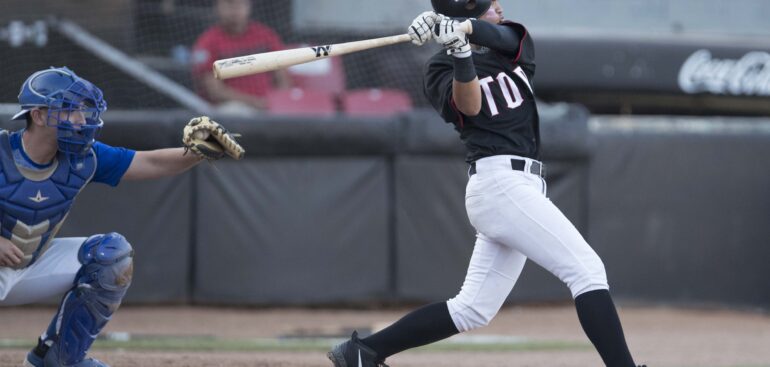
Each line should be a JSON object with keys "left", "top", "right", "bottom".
{"left": 498, "top": 73, "right": 524, "bottom": 110}
{"left": 513, "top": 66, "right": 534, "bottom": 94}
{"left": 479, "top": 76, "right": 498, "bottom": 116}
{"left": 480, "top": 72, "right": 525, "bottom": 117}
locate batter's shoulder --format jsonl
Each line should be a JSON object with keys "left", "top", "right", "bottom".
{"left": 499, "top": 21, "right": 535, "bottom": 64}
{"left": 500, "top": 21, "right": 530, "bottom": 38}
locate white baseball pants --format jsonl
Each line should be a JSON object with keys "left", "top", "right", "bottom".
{"left": 447, "top": 155, "right": 608, "bottom": 332}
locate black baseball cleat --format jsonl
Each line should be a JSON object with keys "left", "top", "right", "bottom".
{"left": 327, "top": 331, "right": 388, "bottom": 367}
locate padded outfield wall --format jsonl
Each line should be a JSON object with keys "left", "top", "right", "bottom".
{"left": 0, "top": 106, "right": 767, "bottom": 309}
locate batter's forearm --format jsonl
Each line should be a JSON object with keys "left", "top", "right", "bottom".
{"left": 452, "top": 56, "right": 481, "bottom": 116}
{"left": 468, "top": 20, "right": 521, "bottom": 57}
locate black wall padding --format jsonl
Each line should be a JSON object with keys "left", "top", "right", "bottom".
{"left": 589, "top": 118, "right": 770, "bottom": 308}
{"left": 193, "top": 159, "right": 391, "bottom": 304}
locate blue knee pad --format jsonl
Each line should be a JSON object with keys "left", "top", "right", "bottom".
{"left": 44, "top": 233, "right": 133, "bottom": 366}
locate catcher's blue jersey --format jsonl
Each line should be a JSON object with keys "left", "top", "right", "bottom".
{"left": 0, "top": 130, "right": 135, "bottom": 268}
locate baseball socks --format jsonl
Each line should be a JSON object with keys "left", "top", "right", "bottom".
{"left": 357, "top": 292, "right": 638, "bottom": 367}
{"left": 574, "top": 289, "right": 637, "bottom": 367}
{"left": 361, "top": 302, "right": 459, "bottom": 359}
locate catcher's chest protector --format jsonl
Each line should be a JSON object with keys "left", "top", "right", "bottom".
{"left": 0, "top": 130, "right": 96, "bottom": 268}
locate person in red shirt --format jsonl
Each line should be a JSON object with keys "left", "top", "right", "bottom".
{"left": 192, "top": 0, "right": 290, "bottom": 112}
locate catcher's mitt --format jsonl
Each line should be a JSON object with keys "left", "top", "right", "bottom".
{"left": 182, "top": 116, "right": 245, "bottom": 160}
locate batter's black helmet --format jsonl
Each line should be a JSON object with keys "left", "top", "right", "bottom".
{"left": 431, "top": 0, "right": 492, "bottom": 18}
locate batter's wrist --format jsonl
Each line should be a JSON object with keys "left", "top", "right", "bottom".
{"left": 453, "top": 55, "right": 476, "bottom": 82}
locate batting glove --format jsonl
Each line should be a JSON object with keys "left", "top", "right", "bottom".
{"left": 434, "top": 18, "right": 473, "bottom": 58}
{"left": 408, "top": 11, "right": 442, "bottom": 46}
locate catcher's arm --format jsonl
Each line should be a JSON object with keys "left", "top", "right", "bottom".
{"left": 124, "top": 117, "right": 244, "bottom": 180}
{"left": 122, "top": 148, "right": 203, "bottom": 181}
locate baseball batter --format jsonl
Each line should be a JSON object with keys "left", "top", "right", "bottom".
{"left": 328, "top": 1, "right": 644, "bottom": 366}
{"left": 0, "top": 67, "right": 242, "bottom": 367}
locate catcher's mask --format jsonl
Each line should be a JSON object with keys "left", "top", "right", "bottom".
{"left": 431, "top": 0, "right": 492, "bottom": 18}
{"left": 13, "top": 67, "right": 106, "bottom": 160}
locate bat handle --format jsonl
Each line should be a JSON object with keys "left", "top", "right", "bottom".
{"left": 395, "top": 34, "right": 413, "bottom": 43}
{"left": 460, "top": 19, "right": 473, "bottom": 34}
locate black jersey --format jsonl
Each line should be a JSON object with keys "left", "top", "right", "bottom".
{"left": 424, "top": 22, "right": 540, "bottom": 163}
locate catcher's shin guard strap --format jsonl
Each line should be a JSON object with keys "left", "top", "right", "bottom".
{"left": 46, "top": 233, "right": 133, "bottom": 365}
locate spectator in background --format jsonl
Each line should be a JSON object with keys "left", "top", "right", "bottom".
{"left": 192, "top": 0, "right": 290, "bottom": 113}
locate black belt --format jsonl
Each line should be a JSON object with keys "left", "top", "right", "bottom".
{"left": 469, "top": 158, "right": 546, "bottom": 178}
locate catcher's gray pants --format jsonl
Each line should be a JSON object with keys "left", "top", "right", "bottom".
{"left": 446, "top": 155, "right": 608, "bottom": 332}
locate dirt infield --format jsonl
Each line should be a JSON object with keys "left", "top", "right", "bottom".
{"left": 1, "top": 305, "right": 769, "bottom": 367}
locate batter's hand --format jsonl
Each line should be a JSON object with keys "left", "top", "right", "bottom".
{"left": 0, "top": 237, "right": 23, "bottom": 268}
{"left": 408, "top": 11, "right": 442, "bottom": 46}
{"left": 433, "top": 18, "right": 473, "bottom": 58}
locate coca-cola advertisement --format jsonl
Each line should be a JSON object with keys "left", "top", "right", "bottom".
{"left": 678, "top": 49, "right": 770, "bottom": 96}
{"left": 530, "top": 36, "right": 770, "bottom": 114}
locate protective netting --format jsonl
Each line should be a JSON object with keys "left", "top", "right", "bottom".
{"left": 0, "top": 0, "right": 438, "bottom": 113}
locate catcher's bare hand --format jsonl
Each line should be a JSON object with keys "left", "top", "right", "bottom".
{"left": 0, "top": 237, "right": 23, "bottom": 268}
{"left": 182, "top": 116, "right": 245, "bottom": 160}
{"left": 408, "top": 11, "right": 442, "bottom": 46}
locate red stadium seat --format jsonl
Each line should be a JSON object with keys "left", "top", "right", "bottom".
{"left": 265, "top": 88, "right": 336, "bottom": 117}
{"left": 286, "top": 51, "right": 346, "bottom": 95}
{"left": 340, "top": 88, "right": 413, "bottom": 117}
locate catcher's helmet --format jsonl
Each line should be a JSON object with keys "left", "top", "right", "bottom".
{"left": 13, "top": 67, "right": 106, "bottom": 158}
{"left": 431, "top": 0, "right": 492, "bottom": 18}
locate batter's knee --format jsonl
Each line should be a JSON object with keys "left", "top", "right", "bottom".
{"left": 77, "top": 232, "right": 134, "bottom": 292}
{"left": 567, "top": 258, "right": 609, "bottom": 298}
{"left": 446, "top": 297, "right": 498, "bottom": 332}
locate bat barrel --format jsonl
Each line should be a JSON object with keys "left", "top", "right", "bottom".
{"left": 214, "top": 51, "right": 303, "bottom": 79}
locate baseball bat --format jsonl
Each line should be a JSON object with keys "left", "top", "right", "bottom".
{"left": 213, "top": 34, "right": 411, "bottom": 80}
{"left": 212, "top": 21, "right": 471, "bottom": 80}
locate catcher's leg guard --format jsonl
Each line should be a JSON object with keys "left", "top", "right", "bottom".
{"left": 41, "top": 233, "right": 133, "bottom": 366}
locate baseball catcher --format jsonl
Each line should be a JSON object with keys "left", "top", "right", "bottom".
{"left": 182, "top": 116, "right": 245, "bottom": 160}
{"left": 0, "top": 67, "right": 226, "bottom": 367}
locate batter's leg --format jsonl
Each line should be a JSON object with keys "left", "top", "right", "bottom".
{"left": 470, "top": 173, "right": 636, "bottom": 367}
